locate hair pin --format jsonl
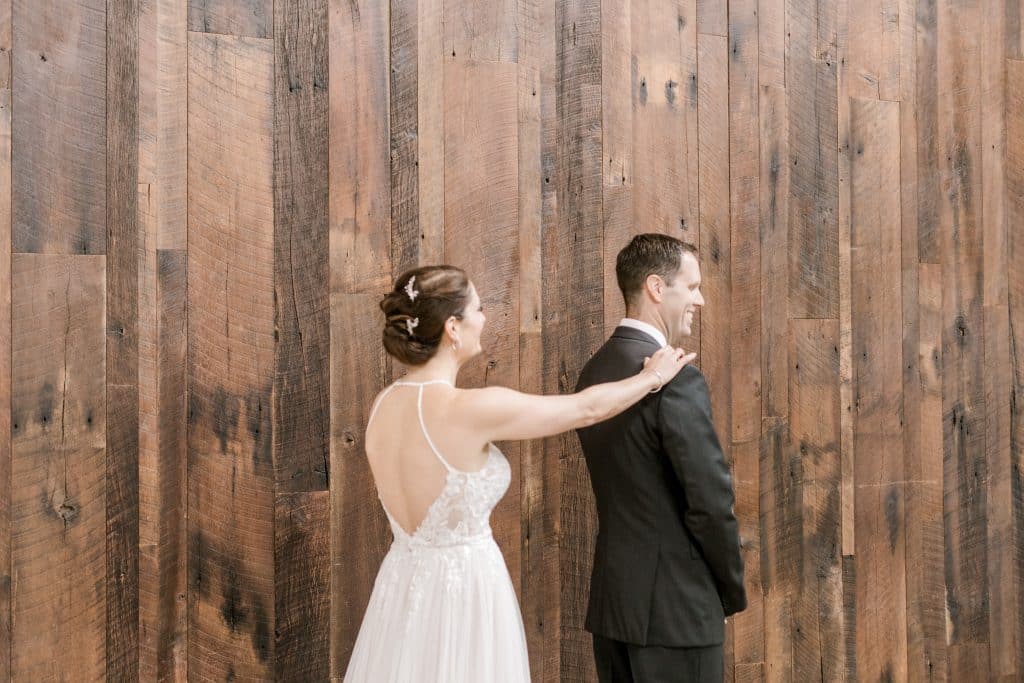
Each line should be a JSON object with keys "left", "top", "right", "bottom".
{"left": 405, "top": 317, "right": 419, "bottom": 336}
{"left": 404, "top": 276, "right": 419, "bottom": 302}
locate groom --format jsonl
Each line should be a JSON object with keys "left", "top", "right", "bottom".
{"left": 575, "top": 234, "right": 747, "bottom": 682}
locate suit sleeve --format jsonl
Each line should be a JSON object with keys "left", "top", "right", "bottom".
{"left": 658, "top": 366, "right": 747, "bottom": 616}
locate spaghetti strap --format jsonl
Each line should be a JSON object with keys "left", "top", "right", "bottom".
{"left": 415, "top": 385, "right": 455, "bottom": 473}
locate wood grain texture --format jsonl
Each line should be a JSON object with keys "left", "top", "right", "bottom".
{"left": 1004, "top": 57, "right": 1024, "bottom": 683}
{"left": 785, "top": 0, "right": 838, "bottom": 319}
{"left": 12, "top": 0, "right": 106, "bottom": 254}
{"left": 274, "top": 0, "right": 330, "bottom": 493}
{"left": 0, "top": 3, "right": 11, "bottom": 675}
{"left": 390, "top": 0, "right": 420, "bottom": 276}
{"left": 329, "top": 0, "right": 391, "bottom": 292}
{"left": 11, "top": 255, "right": 106, "bottom": 681}
{"left": 188, "top": 0, "right": 272, "bottom": 38}
{"left": 553, "top": 0, "right": 603, "bottom": 677}
{"left": 274, "top": 491, "right": 329, "bottom": 679}
{"left": 938, "top": 1, "right": 990, "bottom": 678}
{"left": 139, "top": 250, "right": 188, "bottom": 682}
{"left": 106, "top": 0, "right": 140, "bottom": 677}
{"left": 443, "top": 56, "right": 522, "bottom": 591}
{"left": 417, "top": 0, "right": 445, "bottom": 266}
{"left": 328, "top": 293, "right": 390, "bottom": 677}
{"left": 850, "top": 96, "right": 907, "bottom": 682}
{"left": 519, "top": 0, "right": 558, "bottom": 676}
{"left": 187, "top": 32, "right": 276, "bottom": 680}
{"left": 698, "top": 33, "right": 729, "bottom": 424}
{"left": 443, "top": 0, "right": 517, "bottom": 62}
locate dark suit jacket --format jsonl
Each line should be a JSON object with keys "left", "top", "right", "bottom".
{"left": 574, "top": 326, "right": 746, "bottom": 648}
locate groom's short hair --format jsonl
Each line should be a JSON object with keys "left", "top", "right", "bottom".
{"left": 616, "top": 233, "right": 697, "bottom": 307}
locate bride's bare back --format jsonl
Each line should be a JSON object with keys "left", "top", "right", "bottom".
{"left": 365, "top": 381, "right": 492, "bottom": 536}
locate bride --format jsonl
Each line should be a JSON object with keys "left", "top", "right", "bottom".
{"left": 345, "top": 265, "right": 693, "bottom": 682}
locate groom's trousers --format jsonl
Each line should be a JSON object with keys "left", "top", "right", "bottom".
{"left": 593, "top": 634, "right": 724, "bottom": 683}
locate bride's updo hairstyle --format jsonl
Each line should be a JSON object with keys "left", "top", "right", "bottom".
{"left": 380, "top": 265, "right": 472, "bottom": 365}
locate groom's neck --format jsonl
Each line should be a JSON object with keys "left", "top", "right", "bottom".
{"left": 624, "top": 307, "right": 668, "bottom": 337}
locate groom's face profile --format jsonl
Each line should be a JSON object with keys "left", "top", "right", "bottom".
{"left": 659, "top": 251, "right": 703, "bottom": 342}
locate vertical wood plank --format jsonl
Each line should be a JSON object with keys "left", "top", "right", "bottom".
{"left": 758, "top": 0, "right": 785, "bottom": 88}
{"left": 916, "top": 0, "right": 940, "bottom": 264}
{"left": 790, "top": 320, "right": 843, "bottom": 681}
{"left": 905, "top": 263, "right": 948, "bottom": 682}
{"left": 519, "top": 0, "right": 558, "bottom": 676}
{"left": 938, "top": 0, "right": 990, "bottom": 677}
{"left": 417, "top": 0, "right": 445, "bottom": 266}
{"left": 274, "top": 491, "right": 330, "bottom": 679}
{"left": 139, "top": 250, "right": 188, "bottom": 682}
{"left": 630, "top": 0, "right": 697, "bottom": 244}
{"left": 0, "top": 1, "right": 11, "bottom": 675}
{"left": 106, "top": 0, "right": 141, "bottom": 677}
{"left": 444, "top": 0, "right": 518, "bottom": 62}
{"left": 12, "top": 0, "right": 106, "bottom": 254}
{"left": 850, "top": 96, "right": 907, "bottom": 682}
{"left": 329, "top": 0, "right": 391, "bottom": 292}
{"left": 728, "top": 0, "right": 759, "bottom": 445}
{"left": 188, "top": 0, "right": 272, "bottom": 38}
{"left": 785, "top": 0, "right": 838, "bottom": 319}
{"left": 1003, "top": 58, "right": 1024, "bottom": 682}
{"left": 390, "top": 0, "right": 419, "bottom": 276}
{"left": 554, "top": 0, "right": 603, "bottom": 675}
{"left": 11, "top": 255, "right": 106, "bottom": 680}
{"left": 443, "top": 57, "right": 522, "bottom": 586}
{"left": 187, "top": 33, "right": 276, "bottom": 680}
{"left": 328, "top": 293, "right": 390, "bottom": 677}
{"left": 273, "top": 0, "right": 330, "bottom": 492}
{"left": 845, "top": 0, "right": 899, "bottom": 100}
{"left": 697, "top": 33, "right": 730, "bottom": 438}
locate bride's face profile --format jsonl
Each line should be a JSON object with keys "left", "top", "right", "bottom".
{"left": 450, "top": 282, "right": 485, "bottom": 361}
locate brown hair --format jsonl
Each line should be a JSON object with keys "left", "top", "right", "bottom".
{"left": 615, "top": 233, "right": 697, "bottom": 307}
{"left": 380, "top": 265, "right": 473, "bottom": 365}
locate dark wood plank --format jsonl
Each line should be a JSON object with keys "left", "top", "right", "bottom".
{"left": 600, "top": 0, "right": 632, "bottom": 335}
{"left": 785, "top": 0, "right": 838, "bottom": 319}
{"left": 0, "top": 2, "right": 10, "bottom": 672}
{"left": 519, "top": 0, "right": 558, "bottom": 676}
{"left": 329, "top": 0, "right": 390, "bottom": 293}
{"left": 630, "top": 0, "right": 697, "bottom": 244}
{"left": 390, "top": 0, "right": 419, "bottom": 276}
{"left": 12, "top": 0, "right": 106, "bottom": 254}
{"left": 759, "top": 416, "right": 799, "bottom": 683}
{"left": 553, "top": 0, "right": 603, "bottom": 676}
{"left": 417, "top": 0, "right": 445, "bottom": 266}
{"left": 697, "top": 33, "right": 729, "bottom": 426}
{"left": 139, "top": 250, "right": 189, "bottom": 682}
{"left": 273, "top": 0, "right": 330, "bottom": 492}
{"left": 916, "top": 0, "right": 940, "bottom": 263}
{"left": 850, "top": 96, "right": 907, "bottom": 682}
{"left": 11, "top": 255, "right": 106, "bottom": 680}
{"left": 328, "top": 293, "right": 391, "bottom": 677}
{"left": 728, "top": 0, "right": 759, "bottom": 447}
{"left": 790, "top": 320, "right": 843, "bottom": 681}
{"left": 759, "top": 84, "right": 788, "bottom": 422}
{"left": 274, "top": 491, "right": 330, "bottom": 679}
{"left": 106, "top": 0, "right": 140, "bottom": 677}
{"left": 1007, "top": 59, "right": 1024, "bottom": 682}
{"left": 188, "top": 0, "right": 271, "bottom": 38}
{"left": 938, "top": 1, "right": 990, "bottom": 677}
{"left": 730, "top": 440, "right": 763, "bottom": 678}
{"left": 187, "top": 33, "right": 276, "bottom": 679}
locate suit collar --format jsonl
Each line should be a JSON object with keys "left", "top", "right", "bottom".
{"left": 610, "top": 325, "right": 663, "bottom": 347}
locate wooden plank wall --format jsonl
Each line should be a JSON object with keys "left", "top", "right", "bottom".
{"left": 0, "top": 0, "right": 1021, "bottom": 681}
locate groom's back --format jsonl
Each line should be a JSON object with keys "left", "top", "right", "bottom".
{"left": 575, "top": 328, "right": 730, "bottom": 649}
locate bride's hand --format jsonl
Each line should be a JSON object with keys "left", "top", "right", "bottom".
{"left": 642, "top": 345, "right": 696, "bottom": 392}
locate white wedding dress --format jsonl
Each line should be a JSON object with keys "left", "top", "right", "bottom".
{"left": 345, "top": 380, "right": 531, "bottom": 682}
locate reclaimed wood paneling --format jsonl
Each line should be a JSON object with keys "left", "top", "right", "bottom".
{"left": 187, "top": 32, "right": 276, "bottom": 680}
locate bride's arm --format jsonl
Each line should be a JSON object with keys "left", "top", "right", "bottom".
{"left": 457, "top": 346, "right": 694, "bottom": 442}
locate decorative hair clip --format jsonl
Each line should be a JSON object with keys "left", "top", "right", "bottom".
{"left": 405, "top": 317, "right": 419, "bottom": 336}
{"left": 404, "top": 275, "right": 419, "bottom": 302}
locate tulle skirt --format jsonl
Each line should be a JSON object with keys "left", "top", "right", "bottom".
{"left": 345, "top": 534, "right": 531, "bottom": 682}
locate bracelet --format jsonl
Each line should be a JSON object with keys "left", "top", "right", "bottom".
{"left": 648, "top": 370, "right": 664, "bottom": 393}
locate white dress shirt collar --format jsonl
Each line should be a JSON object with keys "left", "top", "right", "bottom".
{"left": 618, "top": 318, "right": 668, "bottom": 348}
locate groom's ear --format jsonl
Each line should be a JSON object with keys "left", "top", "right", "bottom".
{"left": 645, "top": 273, "right": 664, "bottom": 303}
